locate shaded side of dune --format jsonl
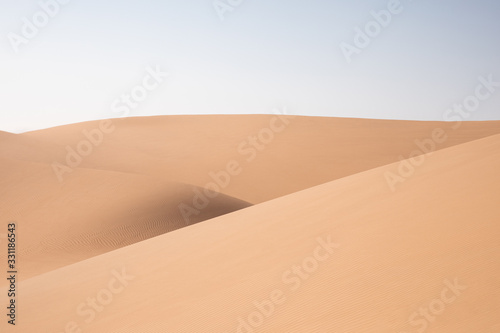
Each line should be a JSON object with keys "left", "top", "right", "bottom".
{"left": 0, "top": 155, "right": 251, "bottom": 283}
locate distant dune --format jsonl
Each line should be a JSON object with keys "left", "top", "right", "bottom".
{"left": 23, "top": 116, "right": 500, "bottom": 203}
{"left": 5, "top": 132, "right": 500, "bottom": 332}
{"left": 0, "top": 130, "right": 63, "bottom": 163}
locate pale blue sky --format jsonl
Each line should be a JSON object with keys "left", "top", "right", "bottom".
{"left": 1, "top": 0, "right": 499, "bottom": 132}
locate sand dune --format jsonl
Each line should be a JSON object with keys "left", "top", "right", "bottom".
{"left": 23, "top": 116, "right": 500, "bottom": 203}
{"left": 0, "top": 155, "right": 250, "bottom": 284}
{"left": 5, "top": 116, "right": 499, "bottom": 282}
{"left": 0, "top": 130, "right": 62, "bottom": 164}
{"left": 6, "top": 133, "right": 500, "bottom": 332}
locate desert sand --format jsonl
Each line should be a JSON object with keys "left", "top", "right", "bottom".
{"left": 0, "top": 155, "right": 251, "bottom": 281}
{"left": 21, "top": 115, "right": 500, "bottom": 203}
{"left": 1, "top": 116, "right": 499, "bottom": 332}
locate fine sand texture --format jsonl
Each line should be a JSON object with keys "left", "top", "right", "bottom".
{"left": 1, "top": 116, "right": 499, "bottom": 332}
{"left": 0, "top": 155, "right": 250, "bottom": 283}
{"left": 2, "top": 116, "right": 500, "bottom": 283}
{"left": 3, "top": 132, "right": 499, "bottom": 332}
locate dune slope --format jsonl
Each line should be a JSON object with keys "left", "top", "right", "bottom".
{"left": 0, "top": 156, "right": 251, "bottom": 283}
{"left": 23, "top": 115, "right": 500, "bottom": 203}
{"left": 7, "top": 133, "right": 500, "bottom": 332}
{"left": 0, "top": 130, "right": 62, "bottom": 163}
